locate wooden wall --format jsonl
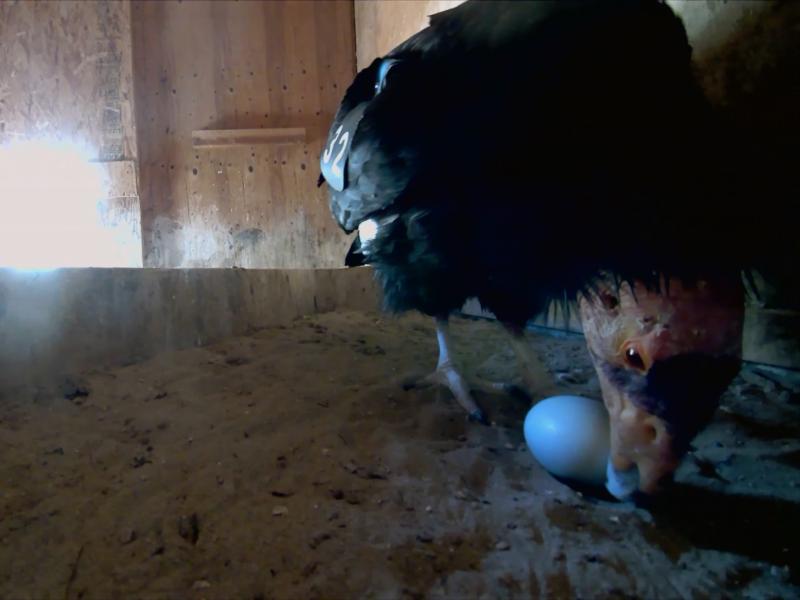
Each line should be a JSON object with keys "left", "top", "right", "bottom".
{"left": 131, "top": 1, "right": 355, "bottom": 268}
{"left": 0, "top": 0, "right": 142, "bottom": 266}
{"left": 0, "top": 266, "right": 379, "bottom": 394}
{"left": 354, "top": 0, "right": 464, "bottom": 70}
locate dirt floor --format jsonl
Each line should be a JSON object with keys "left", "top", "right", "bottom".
{"left": 1, "top": 310, "right": 799, "bottom": 599}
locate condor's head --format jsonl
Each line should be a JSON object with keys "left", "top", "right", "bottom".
{"left": 578, "top": 275, "right": 744, "bottom": 499}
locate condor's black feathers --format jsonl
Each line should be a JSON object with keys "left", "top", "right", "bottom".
{"left": 321, "top": 0, "right": 766, "bottom": 325}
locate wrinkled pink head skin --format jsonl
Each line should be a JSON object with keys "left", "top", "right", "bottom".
{"left": 578, "top": 276, "right": 744, "bottom": 496}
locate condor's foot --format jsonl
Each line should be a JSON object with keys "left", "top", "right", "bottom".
{"left": 401, "top": 362, "right": 489, "bottom": 425}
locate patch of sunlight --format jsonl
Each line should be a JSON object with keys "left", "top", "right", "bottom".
{"left": 0, "top": 138, "right": 138, "bottom": 270}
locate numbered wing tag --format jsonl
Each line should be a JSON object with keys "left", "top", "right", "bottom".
{"left": 320, "top": 102, "right": 369, "bottom": 192}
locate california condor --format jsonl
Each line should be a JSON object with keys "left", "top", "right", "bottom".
{"left": 319, "top": 0, "right": 772, "bottom": 498}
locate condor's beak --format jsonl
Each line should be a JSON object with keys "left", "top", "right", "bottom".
{"left": 603, "top": 390, "right": 679, "bottom": 499}
{"left": 599, "top": 352, "right": 742, "bottom": 500}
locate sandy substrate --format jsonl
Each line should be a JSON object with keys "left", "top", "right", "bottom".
{"left": 1, "top": 310, "right": 799, "bottom": 599}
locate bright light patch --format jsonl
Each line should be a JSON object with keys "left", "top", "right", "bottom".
{"left": 0, "top": 139, "right": 135, "bottom": 270}
{"left": 358, "top": 219, "right": 379, "bottom": 243}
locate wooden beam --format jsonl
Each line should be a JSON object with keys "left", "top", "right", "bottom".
{"left": 191, "top": 127, "right": 307, "bottom": 148}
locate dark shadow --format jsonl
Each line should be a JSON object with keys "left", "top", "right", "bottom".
{"left": 769, "top": 448, "right": 800, "bottom": 469}
{"left": 717, "top": 410, "right": 800, "bottom": 441}
{"left": 552, "top": 475, "right": 619, "bottom": 502}
{"left": 475, "top": 387, "right": 532, "bottom": 430}
{"left": 637, "top": 484, "right": 799, "bottom": 582}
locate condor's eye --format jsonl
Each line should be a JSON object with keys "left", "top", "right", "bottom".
{"left": 624, "top": 346, "right": 646, "bottom": 371}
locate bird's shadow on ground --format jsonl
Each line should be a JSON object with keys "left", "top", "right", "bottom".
{"left": 478, "top": 382, "right": 593, "bottom": 430}
{"left": 637, "top": 484, "right": 799, "bottom": 581}
{"left": 718, "top": 409, "right": 800, "bottom": 440}
{"left": 475, "top": 387, "right": 531, "bottom": 426}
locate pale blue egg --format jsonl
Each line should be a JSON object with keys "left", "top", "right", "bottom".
{"left": 523, "top": 395, "right": 610, "bottom": 486}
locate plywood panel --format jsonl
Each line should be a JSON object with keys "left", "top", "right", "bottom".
{"left": 0, "top": 0, "right": 142, "bottom": 266}
{"left": 0, "top": 1, "right": 137, "bottom": 157}
{"left": 0, "top": 266, "right": 380, "bottom": 394}
{"left": 132, "top": 0, "right": 356, "bottom": 268}
{"left": 354, "top": 0, "right": 464, "bottom": 69}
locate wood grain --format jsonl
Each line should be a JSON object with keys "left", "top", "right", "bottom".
{"left": 131, "top": 0, "right": 356, "bottom": 268}
{"left": 192, "top": 128, "right": 307, "bottom": 148}
{"left": 354, "top": 0, "right": 464, "bottom": 69}
{"left": 0, "top": 0, "right": 142, "bottom": 266}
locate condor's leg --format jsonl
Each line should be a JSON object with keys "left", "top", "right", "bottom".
{"left": 402, "top": 316, "right": 489, "bottom": 424}
{"left": 499, "top": 323, "right": 559, "bottom": 400}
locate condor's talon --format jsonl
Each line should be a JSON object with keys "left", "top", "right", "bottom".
{"left": 401, "top": 363, "right": 487, "bottom": 421}
{"left": 399, "top": 318, "right": 490, "bottom": 423}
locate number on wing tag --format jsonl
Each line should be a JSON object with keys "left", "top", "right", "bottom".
{"left": 320, "top": 102, "right": 368, "bottom": 192}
